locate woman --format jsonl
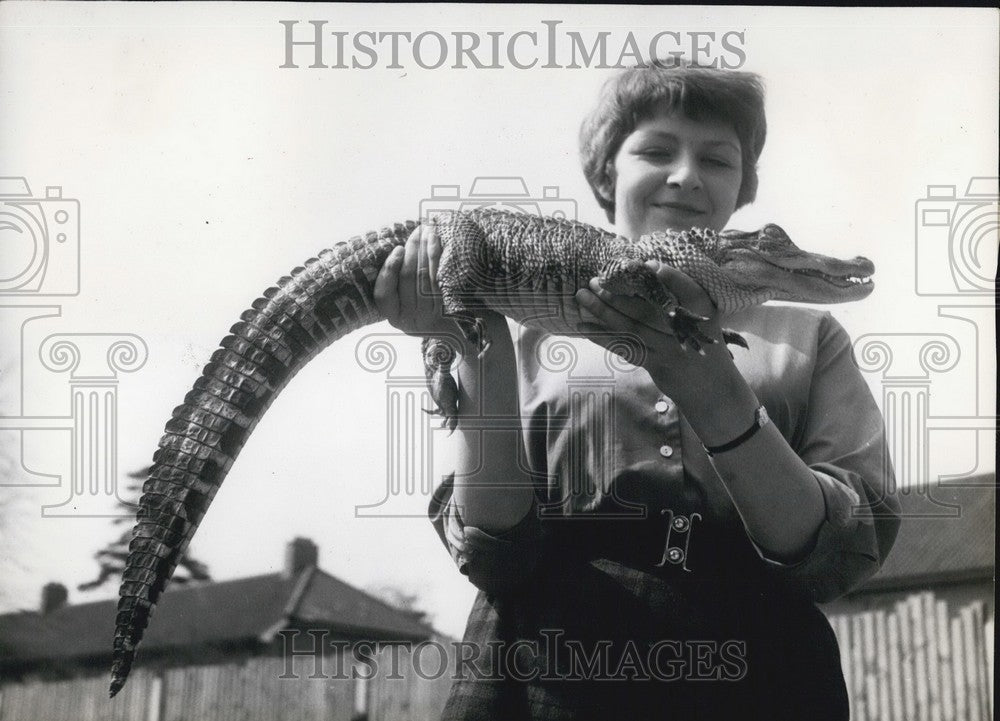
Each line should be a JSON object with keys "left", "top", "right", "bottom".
{"left": 374, "top": 62, "right": 899, "bottom": 720}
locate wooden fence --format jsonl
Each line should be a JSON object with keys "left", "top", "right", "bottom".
{"left": 827, "top": 592, "right": 994, "bottom": 721}
{"left": 365, "top": 644, "right": 455, "bottom": 721}
{"left": 0, "top": 647, "right": 455, "bottom": 721}
{"left": 0, "top": 668, "right": 160, "bottom": 721}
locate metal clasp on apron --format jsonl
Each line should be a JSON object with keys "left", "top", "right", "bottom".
{"left": 655, "top": 509, "right": 701, "bottom": 572}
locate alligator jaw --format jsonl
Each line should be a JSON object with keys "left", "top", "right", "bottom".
{"left": 723, "top": 250, "right": 875, "bottom": 304}
{"left": 785, "top": 265, "right": 874, "bottom": 289}
{"left": 716, "top": 223, "right": 875, "bottom": 303}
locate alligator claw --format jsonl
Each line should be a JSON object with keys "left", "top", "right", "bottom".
{"left": 667, "top": 308, "right": 751, "bottom": 356}
{"left": 722, "top": 329, "right": 749, "bottom": 350}
{"left": 423, "top": 407, "right": 458, "bottom": 434}
{"left": 670, "top": 313, "right": 717, "bottom": 353}
{"left": 672, "top": 305, "right": 711, "bottom": 325}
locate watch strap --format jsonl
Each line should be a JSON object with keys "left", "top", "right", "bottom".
{"left": 703, "top": 405, "right": 770, "bottom": 457}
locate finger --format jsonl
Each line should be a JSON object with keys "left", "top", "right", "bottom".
{"left": 585, "top": 279, "right": 673, "bottom": 334}
{"left": 649, "top": 262, "right": 715, "bottom": 311}
{"left": 570, "top": 289, "right": 601, "bottom": 325}
{"left": 426, "top": 223, "right": 442, "bottom": 294}
{"left": 374, "top": 246, "right": 404, "bottom": 321}
{"left": 398, "top": 227, "right": 421, "bottom": 315}
{"left": 589, "top": 277, "right": 664, "bottom": 318}
{"left": 577, "top": 305, "right": 601, "bottom": 324}
{"left": 577, "top": 286, "right": 659, "bottom": 339}
{"left": 424, "top": 225, "right": 446, "bottom": 322}
{"left": 416, "top": 224, "right": 437, "bottom": 307}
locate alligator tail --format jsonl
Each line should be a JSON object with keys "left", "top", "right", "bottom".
{"left": 109, "top": 222, "right": 416, "bottom": 698}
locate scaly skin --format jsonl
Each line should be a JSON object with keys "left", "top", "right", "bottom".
{"left": 109, "top": 209, "right": 874, "bottom": 697}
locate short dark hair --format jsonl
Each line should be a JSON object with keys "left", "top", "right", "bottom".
{"left": 579, "top": 61, "right": 767, "bottom": 223}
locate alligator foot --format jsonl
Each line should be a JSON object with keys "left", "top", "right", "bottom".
{"left": 421, "top": 337, "right": 460, "bottom": 435}
{"left": 422, "top": 377, "right": 460, "bottom": 434}
{"left": 667, "top": 305, "right": 716, "bottom": 354}
{"left": 453, "top": 315, "right": 490, "bottom": 357}
{"left": 422, "top": 405, "right": 458, "bottom": 434}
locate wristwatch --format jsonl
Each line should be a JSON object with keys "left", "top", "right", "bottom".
{"left": 703, "top": 405, "right": 770, "bottom": 457}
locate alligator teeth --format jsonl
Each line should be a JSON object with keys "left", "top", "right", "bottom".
{"left": 790, "top": 268, "right": 871, "bottom": 286}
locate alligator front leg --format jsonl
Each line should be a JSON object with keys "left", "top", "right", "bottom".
{"left": 434, "top": 215, "right": 495, "bottom": 356}
{"left": 598, "top": 259, "right": 722, "bottom": 353}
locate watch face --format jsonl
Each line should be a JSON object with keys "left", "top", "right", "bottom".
{"left": 757, "top": 406, "right": 770, "bottom": 427}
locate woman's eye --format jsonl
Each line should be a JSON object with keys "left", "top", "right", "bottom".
{"left": 704, "top": 157, "right": 735, "bottom": 169}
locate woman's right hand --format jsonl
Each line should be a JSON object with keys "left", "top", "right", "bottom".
{"left": 374, "top": 222, "right": 457, "bottom": 338}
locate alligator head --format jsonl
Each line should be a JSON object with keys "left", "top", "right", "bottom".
{"left": 715, "top": 224, "right": 875, "bottom": 304}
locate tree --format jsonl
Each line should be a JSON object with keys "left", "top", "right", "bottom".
{"left": 78, "top": 466, "right": 212, "bottom": 591}
{"left": 365, "top": 583, "right": 431, "bottom": 626}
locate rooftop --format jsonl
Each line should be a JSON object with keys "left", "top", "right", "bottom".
{"left": 858, "top": 475, "right": 995, "bottom": 593}
{"left": 0, "top": 538, "right": 434, "bottom": 670}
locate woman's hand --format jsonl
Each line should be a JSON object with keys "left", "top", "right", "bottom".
{"left": 374, "top": 223, "right": 457, "bottom": 338}
{"left": 376, "top": 229, "right": 533, "bottom": 537}
{"left": 574, "top": 260, "right": 734, "bottom": 399}
{"left": 577, "top": 262, "right": 828, "bottom": 561}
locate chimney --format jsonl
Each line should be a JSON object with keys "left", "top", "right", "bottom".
{"left": 41, "top": 582, "right": 68, "bottom": 614}
{"left": 284, "top": 537, "right": 318, "bottom": 578}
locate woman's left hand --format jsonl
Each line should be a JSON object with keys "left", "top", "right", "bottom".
{"left": 574, "top": 260, "right": 733, "bottom": 398}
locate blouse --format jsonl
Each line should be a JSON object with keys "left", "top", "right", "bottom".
{"left": 429, "top": 304, "right": 900, "bottom": 720}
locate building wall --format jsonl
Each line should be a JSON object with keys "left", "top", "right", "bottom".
{"left": 822, "top": 578, "right": 993, "bottom": 617}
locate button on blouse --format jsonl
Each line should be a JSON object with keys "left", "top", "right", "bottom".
{"left": 429, "top": 305, "right": 900, "bottom": 602}
{"left": 427, "top": 305, "right": 900, "bottom": 719}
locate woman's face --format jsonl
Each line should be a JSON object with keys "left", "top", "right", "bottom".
{"left": 611, "top": 107, "right": 743, "bottom": 239}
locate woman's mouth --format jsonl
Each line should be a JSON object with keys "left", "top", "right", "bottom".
{"left": 652, "top": 202, "right": 705, "bottom": 215}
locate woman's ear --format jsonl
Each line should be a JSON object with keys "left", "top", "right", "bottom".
{"left": 598, "top": 159, "right": 617, "bottom": 204}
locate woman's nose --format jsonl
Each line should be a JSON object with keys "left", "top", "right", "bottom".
{"left": 665, "top": 154, "right": 701, "bottom": 190}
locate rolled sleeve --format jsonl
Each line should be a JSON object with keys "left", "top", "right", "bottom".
{"left": 751, "top": 312, "right": 901, "bottom": 603}
{"left": 428, "top": 472, "right": 544, "bottom": 596}
{"left": 752, "top": 464, "right": 900, "bottom": 603}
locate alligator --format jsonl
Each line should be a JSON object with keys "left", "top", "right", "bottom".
{"left": 109, "top": 209, "right": 874, "bottom": 697}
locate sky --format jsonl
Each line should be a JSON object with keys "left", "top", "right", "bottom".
{"left": 0, "top": 3, "right": 996, "bottom": 639}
